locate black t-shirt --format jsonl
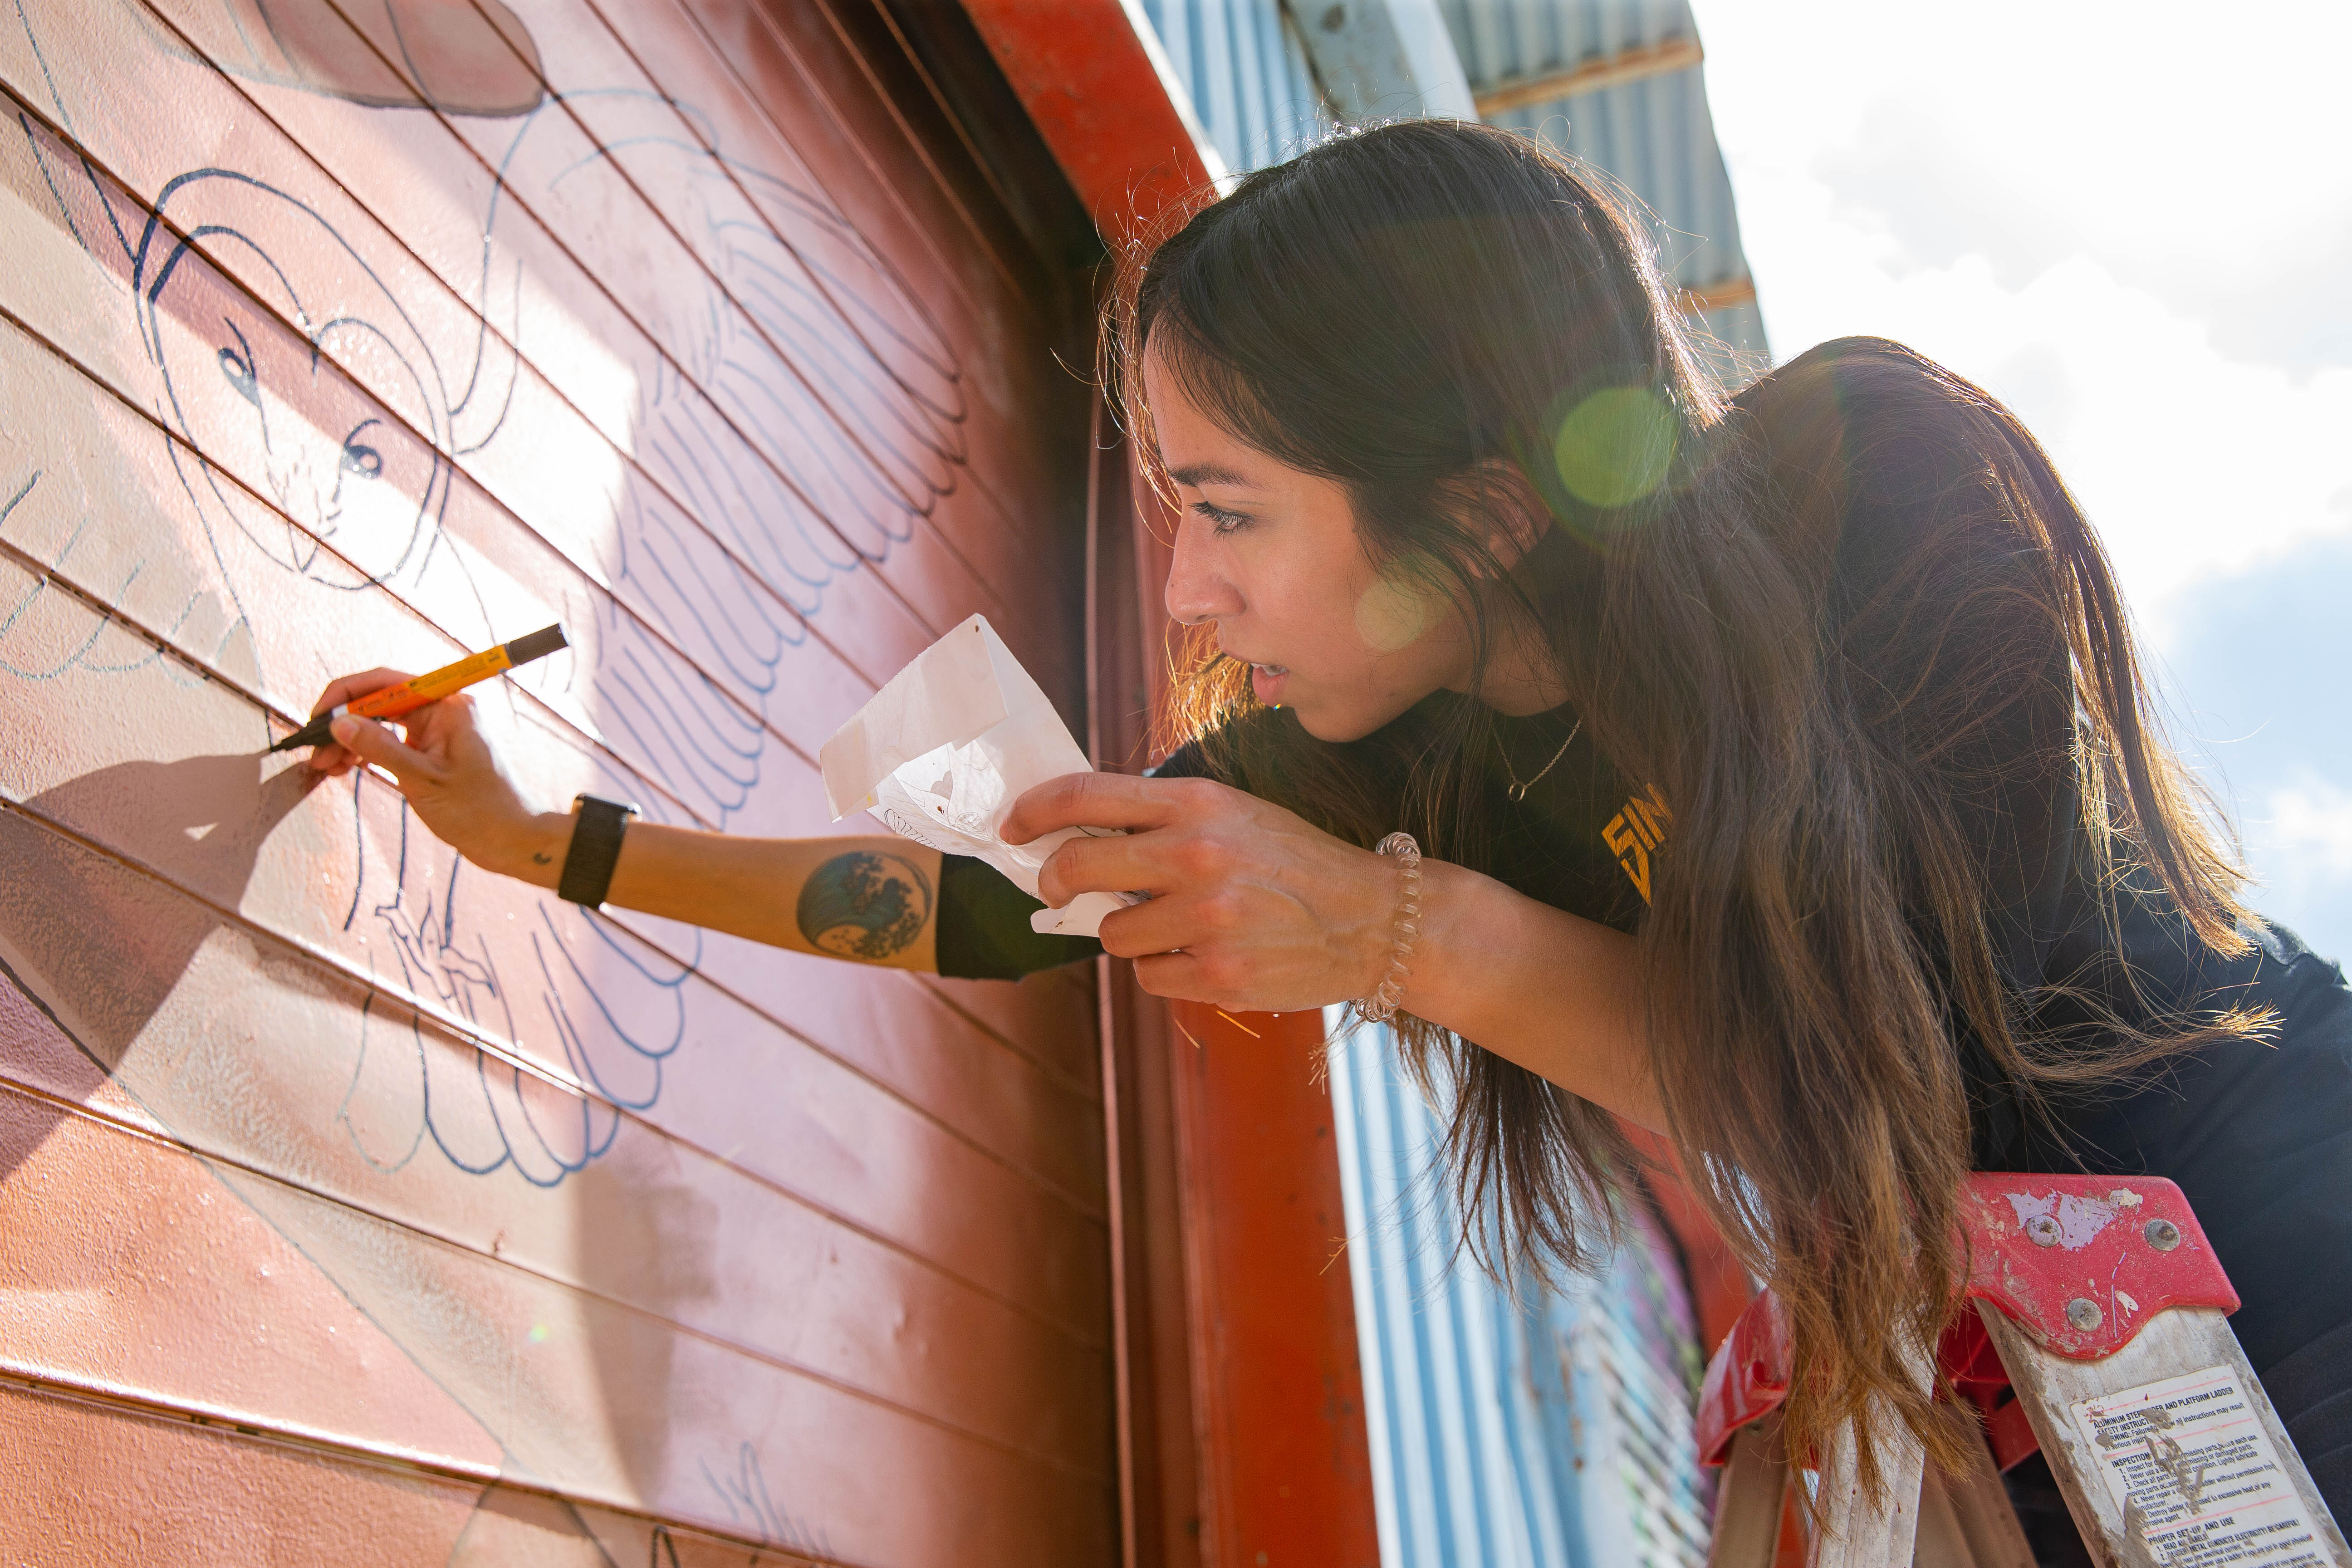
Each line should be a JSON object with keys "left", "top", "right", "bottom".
{"left": 931, "top": 694, "right": 1661, "bottom": 978}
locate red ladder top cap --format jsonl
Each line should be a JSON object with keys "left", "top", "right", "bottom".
{"left": 1961, "top": 1173, "right": 2238, "bottom": 1361}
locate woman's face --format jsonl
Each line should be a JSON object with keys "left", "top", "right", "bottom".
{"left": 1148, "top": 343, "right": 1475, "bottom": 743}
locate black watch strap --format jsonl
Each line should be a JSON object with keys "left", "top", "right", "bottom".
{"left": 559, "top": 794, "right": 638, "bottom": 907}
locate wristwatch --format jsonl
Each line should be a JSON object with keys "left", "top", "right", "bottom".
{"left": 558, "top": 794, "right": 639, "bottom": 908}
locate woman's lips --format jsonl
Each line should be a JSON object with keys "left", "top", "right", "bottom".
{"left": 1249, "top": 662, "right": 1289, "bottom": 705}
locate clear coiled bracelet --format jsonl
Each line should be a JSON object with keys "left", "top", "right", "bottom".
{"left": 1353, "top": 831, "right": 1421, "bottom": 1024}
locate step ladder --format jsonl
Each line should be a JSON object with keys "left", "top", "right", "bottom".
{"left": 1697, "top": 1174, "right": 2350, "bottom": 1568}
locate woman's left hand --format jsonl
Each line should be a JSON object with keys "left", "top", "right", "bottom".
{"left": 1010, "top": 774, "right": 1666, "bottom": 1128}
{"left": 1003, "top": 773, "right": 1400, "bottom": 1010}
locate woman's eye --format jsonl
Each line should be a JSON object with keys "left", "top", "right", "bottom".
{"left": 1194, "top": 501, "right": 1250, "bottom": 534}
{"left": 217, "top": 346, "right": 259, "bottom": 407}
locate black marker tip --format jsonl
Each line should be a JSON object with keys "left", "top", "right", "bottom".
{"left": 268, "top": 715, "right": 335, "bottom": 755}
{"left": 505, "top": 623, "right": 568, "bottom": 666}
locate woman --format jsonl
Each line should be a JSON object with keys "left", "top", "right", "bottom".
{"left": 310, "top": 120, "right": 2351, "bottom": 1550}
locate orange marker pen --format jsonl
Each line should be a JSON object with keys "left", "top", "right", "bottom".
{"left": 269, "top": 624, "right": 568, "bottom": 754}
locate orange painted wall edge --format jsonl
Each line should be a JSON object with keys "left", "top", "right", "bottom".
{"left": 956, "top": 0, "right": 1216, "bottom": 248}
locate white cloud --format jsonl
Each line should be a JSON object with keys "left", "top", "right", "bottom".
{"left": 2265, "top": 776, "right": 2352, "bottom": 880}
{"left": 2241, "top": 773, "right": 2352, "bottom": 949}
{"left": 1692, "top": 0, "right": 2352, "bottom": 950}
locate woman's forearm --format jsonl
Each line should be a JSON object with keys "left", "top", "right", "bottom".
{"left": 504, "top": 813, "right": 944, "bottom": 970}
{"left": 302, "top": 691, "right": 946, "bottom": 971}
{"left": 1407, "top": 860, "right": 1665, "bottom": 1132}
{"left": 1006, "top": 771, "right": 1662, "bottom": 1127}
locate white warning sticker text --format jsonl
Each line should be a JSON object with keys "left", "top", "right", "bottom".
{"left": 2068, "top": 1365, "right": 2325, "bottom": 1566}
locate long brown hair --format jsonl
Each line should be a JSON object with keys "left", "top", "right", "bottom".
{"left": 1106, "top": 119, "right": 2269, "bottom": 1489}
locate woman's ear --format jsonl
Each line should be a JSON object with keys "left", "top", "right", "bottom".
{"left": 1434, "top": 459, "right": 1554, "bottom": 574}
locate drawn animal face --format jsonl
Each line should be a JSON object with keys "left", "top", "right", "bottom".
{"left": 138, "top": 173, "right": 451, "bottom": 589}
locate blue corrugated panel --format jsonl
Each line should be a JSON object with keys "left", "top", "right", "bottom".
{"left": 1137, "top": 0, "right": 1332, "bottom": 174}
{"left": 1442, "top": 0, "right": 1768, "bottom": 371}
{"left": 1327, "top": 1011, "right": 1716, "bottom": 1568}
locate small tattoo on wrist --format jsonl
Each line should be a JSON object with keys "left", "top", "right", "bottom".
{"left": 531, "top": 851, "right": 553, "bottom": 865}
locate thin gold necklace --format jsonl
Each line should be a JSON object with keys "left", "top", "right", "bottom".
{"left": 1503, "top": 718, "right": 1582, "bottom": 801}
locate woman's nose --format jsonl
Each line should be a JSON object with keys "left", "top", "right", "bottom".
{"left": 1163, "top": 517, "right": 1244, "bottom": 627}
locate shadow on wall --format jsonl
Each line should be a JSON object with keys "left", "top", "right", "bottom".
{"left": 447, "top": 1485, "right": 632, "bottom": 1567}
{"left": 138, "top": 0, "right": 547, "bottom": 117}
{"left": 0, "top": 753, "right": 313, "bottom": 1170}
{"left": 0, "top": 757, "right": 731, "bottom": 1563}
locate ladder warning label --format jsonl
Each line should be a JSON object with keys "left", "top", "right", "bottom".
{"left": 2068, "top": 1365, "right": 2326, "bottom": 1566}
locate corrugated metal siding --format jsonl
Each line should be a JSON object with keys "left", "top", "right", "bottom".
{"left": 1444, "top": 0, "right": 1768, "bottom": 372}
{"left": 1137, "top": 0, "right": 1332, "bottom": 174}
{"left": 1328, "top": 1012, "right": 1715, "bottom": 1568}
{"left": 1136, "top": 0, "right": 1764, "bottom": 373}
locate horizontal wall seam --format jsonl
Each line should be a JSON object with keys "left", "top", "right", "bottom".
{"left": 3, "top": 69, "right": 897, "bottom": 730}
{"left": 901, "top": 966, "right": 1106, "bottom": 1104}
{"left": 0, "top": 490, "right": 1109, "bottom": 1217}
{"left": 0, "top": 1072, "right": 1117, "bottom": 1486}
{"left": 0, "top": 315, "right": 722, "bottom": 822}
{"left": 0, "top": 794, "right": 1112, "bottom": 1348}
{"left": 0, "top": 1365, "right": 877, "bottom": 1567}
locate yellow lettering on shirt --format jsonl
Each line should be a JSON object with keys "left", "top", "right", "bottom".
{"left": 1605, "top": 784, "right": 1672, "bottom": 902}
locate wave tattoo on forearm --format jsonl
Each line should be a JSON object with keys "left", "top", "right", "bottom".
{"left": 795, "top": 851, "right": 935, "bottom": 960}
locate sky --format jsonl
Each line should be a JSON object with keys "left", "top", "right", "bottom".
{"left": 1691, "top": 0, "right": 2352, "bottom": 958}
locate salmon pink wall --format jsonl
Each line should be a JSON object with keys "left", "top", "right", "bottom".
{"left": 0, "top": 0, "right": 1113, "bottom": 1559}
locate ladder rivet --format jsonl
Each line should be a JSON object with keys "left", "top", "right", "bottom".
{"left": 2025, "top": 1215, "right": 2063, "bottom": 1247}
{"left": 2066, "top": 1297, "right": 2102, "bottom": 1331}
{"left": 2144, "top": 1219, "right": 2182, "bottom": 1251}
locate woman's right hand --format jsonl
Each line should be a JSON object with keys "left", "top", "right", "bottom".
{"left": 302, "top": 670, "right": 571, "bottom": 887}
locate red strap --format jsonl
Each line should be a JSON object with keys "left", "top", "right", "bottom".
{"left": 1697, "top": 1291, "right": 1791, "bottom": 1466}
{"left": 1935, "top": 1308, "right": 2041, "bottom": 1470}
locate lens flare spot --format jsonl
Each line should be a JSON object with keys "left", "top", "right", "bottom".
{"left": 1553, "top": 386, "right": 1677, "bottom": 508}
{"left": 1355, "top": 566, "right": 1437, "bottom": 652}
